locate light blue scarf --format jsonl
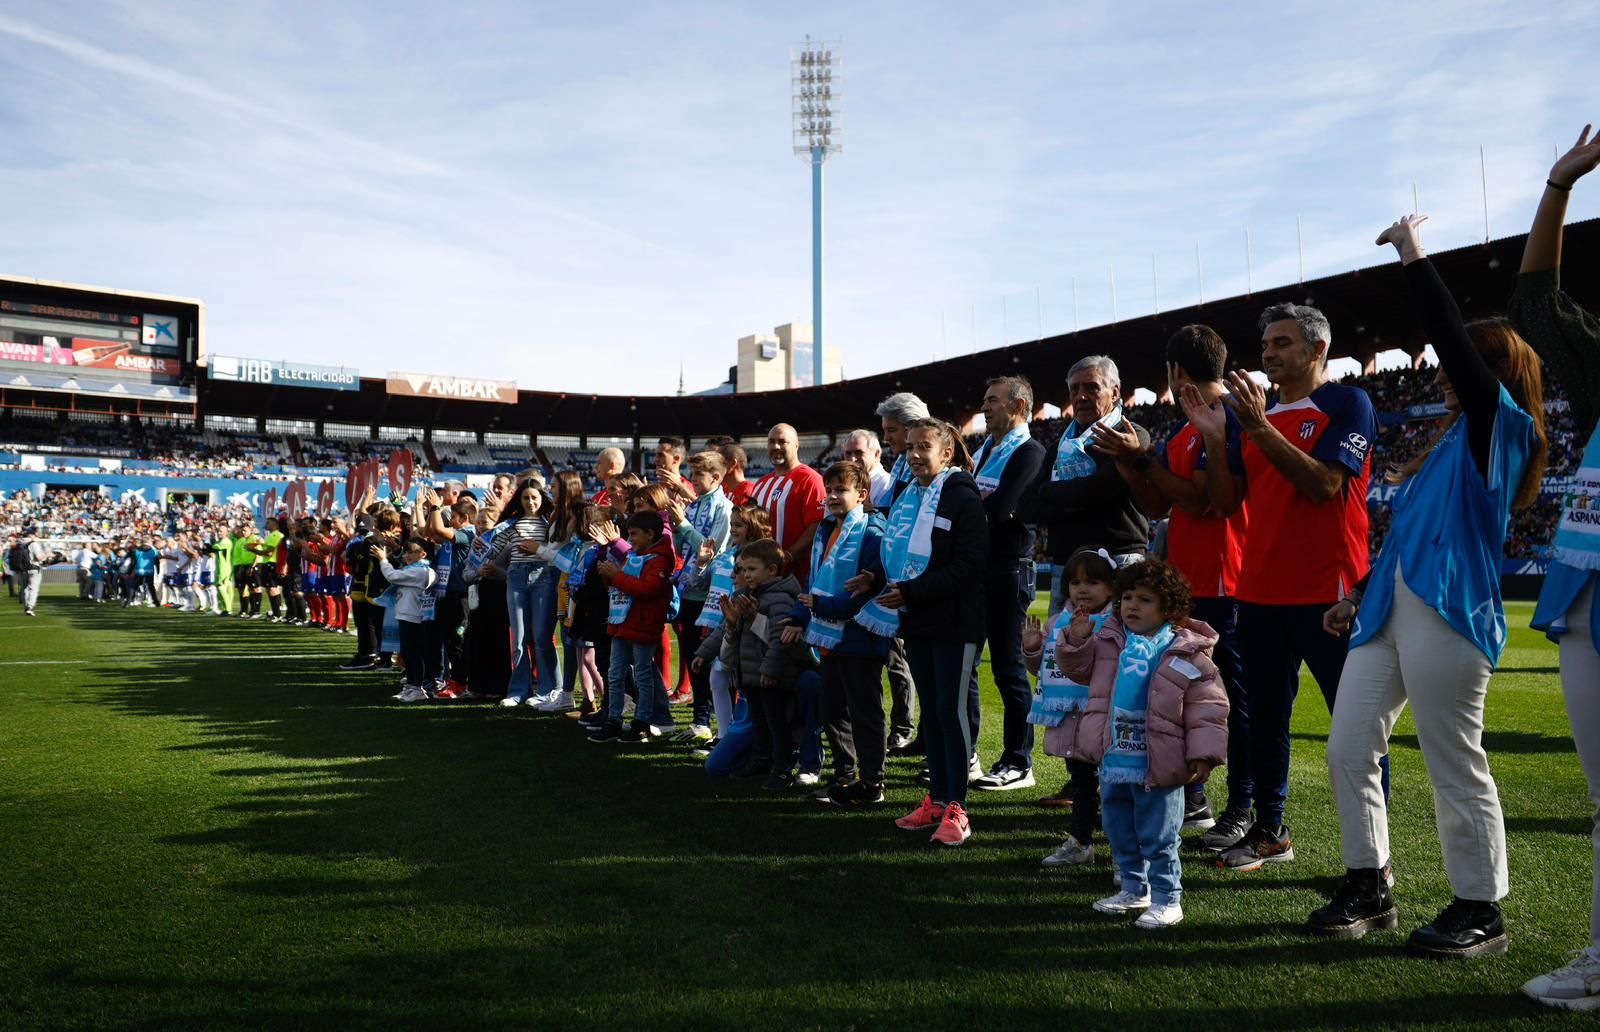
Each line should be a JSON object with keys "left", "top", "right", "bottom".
{"left": 696, "top": 547, "right": 739, "bottom": 630}
{"left": 462, "top": 524, "right": 502, "bottom": 580}
{"left": 1027, "top": 607, "right": 1109, "bottom": 725}
{"left": 1052, "top": 407, "right": 1122, "bottom": 482}
{"left": 566, "top": 543, "right": 596, "bottom": 591}
{"left": 607, "top": 551, "right": 649, "bottom": 625}
{"left": 804, "top": 506, "right": 869, "bottom": 649}
{"left": 553, "top": 537, "right": 584, "bottom": 574}
{"left": 973, "top": 423, "right": 1032, "bottom": 497}
{"left": 1554, "top": 427, "right": 1600, "bottom": 571}
{"left": 856, "top": 468, "right": 951, "bottom": 637}
{"left": 1100, "top": 622, "right": 1177, "bottom": 785}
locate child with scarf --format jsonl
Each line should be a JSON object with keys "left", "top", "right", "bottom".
{"left": 690, "top": 504, "right": 773, "bottom": 771}
{"left": 869, "top": 419, "right": 989, "bottom": 847}
{"left": 375, "top": 537, "right": 439, "bottom": 703}
{"left": 557, "top": 502, "right": 607, "bottom": 717}
{"left": 785, "top": 461, "right": 889, "bottom": 804}
{"left": 591, "top": 510, "right": 677, "bottom": 744}
{"left": 1057, "top": 559, "right": 1228, "bottom": 929}
{"left": 668, "top": 451, "right": 733, "bottom": 743}
{"left": 1023, "top": 547, "right": 1117, "bottom": 866}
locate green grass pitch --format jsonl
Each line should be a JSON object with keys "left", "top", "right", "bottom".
{"left": 0, "top": 586, "right": 1590, "bottom": 1030}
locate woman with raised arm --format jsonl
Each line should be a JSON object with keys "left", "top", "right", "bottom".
{"left": 1306, "top": 213, "right": 1547, "bottom": 960}
{"left": 1509, "top": 123, "right": 1600, "bottom": 1011}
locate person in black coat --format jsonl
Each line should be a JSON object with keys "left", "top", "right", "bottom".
{"left": 879, "top": 419, "right": 990, "bottom": 847}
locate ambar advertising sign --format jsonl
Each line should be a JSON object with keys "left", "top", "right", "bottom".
{"left": 210, "top": 355, "right": 361, "bottom": 392}
{"left": 70, "top": 339, "right": 179, "bottom": 376}
{"left": 385, "top": 371, "right": 518, "bottom": 405}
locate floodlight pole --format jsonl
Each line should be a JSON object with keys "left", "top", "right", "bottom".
{"left": 812, "top": 144, "right": 824, "bottom": 388}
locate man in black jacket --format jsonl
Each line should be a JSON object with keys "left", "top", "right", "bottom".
{"left": 1021, "top": 355, "right": 1151, "bottom": 618}
{"left": 967, "top": 376, "right": 1048, "bottom": 791}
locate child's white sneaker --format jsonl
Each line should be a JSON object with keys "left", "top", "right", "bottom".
{"left": 1135, "top": 902, "right": 1184, "bottom": 929}
{"left": 1041, "top": 835, "right": 1094, "bottom": 867}
{"left": 535, "top": 691, "right": 574, "bottom": 713}
{"left": 1093, "top": 890, "right": 1151, "bottom": 915}
{"left": 1523, "top": 946, "right": 1600, "bottom": 1011}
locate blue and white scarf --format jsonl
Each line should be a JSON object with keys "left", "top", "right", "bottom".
{"left": 1026, "top": 607, "right": 1109, "bottom": 725}
{"left": 566, "top": 543, "right": 596, "bottom": 591}
{"left": 552, "top": 537, "right": 584, "bottom": 574}
{"left": 1052, "top": 406, "right": 1123, "bottom": 482}
{"left": 1100, "top": 622, "right": 1177, "bottom": 785}
{"left": 972, "top": 423, "right": 1033, "bottom": 497}
{"left": 1554, "top": 428, "right": 1600, "bottom": 571}
{"left": 804, "top": 506, "right": 869, "bottom": 649}
{"left": 855, "top": 468, "right": 952, "bottom": 637}
{"left": 462, "top": 524, "right": 502, "bottom": 580}
{"left": 608, "top": 551, "right": 649, "bottom": 625}
{"left": 697, "top": 548, "right": 739, "bottom": 630}
{"left": 433, "top": 538, "right": 453, "bottom": 598}
{"left": 887, "top": 452, "right": 916, "bottom": 502}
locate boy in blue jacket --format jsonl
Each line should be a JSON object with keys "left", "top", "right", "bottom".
{"left": 786, "top": 461, "right": 889, "bottom": 805}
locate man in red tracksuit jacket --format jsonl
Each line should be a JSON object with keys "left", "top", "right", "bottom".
{"left": 591, "top": 511, "right": 677, "bottom": 743}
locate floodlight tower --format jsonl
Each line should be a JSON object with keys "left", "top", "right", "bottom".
{"left": 791, "top": 39, "right": 841, "bottom": 388}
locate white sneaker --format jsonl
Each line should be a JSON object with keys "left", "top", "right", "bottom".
{"left": 1093, "top": 889, "right": 1151, "bottom": 915}
{"left": 395, "top": 686, "right": 430, "bottom": 703}
{"left": 1523, "top": 946, "right": 1600, "bottom": 1011}
{"left": 1041, "top": 835, "right": 1094, "bottom": 867}
{"left": 795, "top": 771, "right": 820, "bottom": 787}
{"left": 973, "top": 764, "right": 1037, "bottom": 791}
{"left": 967, "top": 754, "right": 984, "bottom": 779}
{"left": 1135, "top": 902, "right": 1184, "bottom": 929}
{"left": 535, "top": 691, "right": 575, "bottom": 713}
{"left": 499, "top": 697, "right": 523, "bottom": 708}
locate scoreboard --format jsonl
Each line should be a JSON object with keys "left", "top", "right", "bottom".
{"left": 0, "top": 275, "right": 204, "bottom": 407}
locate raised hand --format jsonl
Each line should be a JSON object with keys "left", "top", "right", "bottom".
{"left": 595, "top": 559, "right": 619, "bottom": 580}
{"left": 1551, "top": 122, "right": 1600, "bottom": 189}
{"left": 1068, "top": 602, "right": 1094, "bottom": 641}
{"left": 1020, "top": 614, "right": 1044, "bottom": 653}
{"left": 1375, "top": 213, "right": 1428, "bottom": 263}
{"left": 1179, "top": 382, "right": 1226, "bottom": 439}
{"left": 666, "top": 497, "right": 687, "bottom": 527}
{"left": 1220, "top": 370, "right": 1269, "bottom": 431}
{"left": 588, "top": 520, "right": 618, "bottom": 545}
{"left": 1087, "top": 418, "right": 1146, "bottom": 460}
{"left": 697, "top": 541, "right": 716, "bottom": 566}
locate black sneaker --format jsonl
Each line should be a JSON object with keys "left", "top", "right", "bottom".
{"left": 917, "top": 765, "right": 931, "bottom": 785}
{"left": 586, "top": 722, "right": 623, "bottom": 744}
{"left": 620, "top": 721, "right": 659, "bottom": 745}
{"left": 577, "top": 711, "right": 607, "bottom": 730}
{"left": 762, "top": 770, "right": 794, "bottom": 792}
{"left": 730, "top": 758, "right": 771, "bottom": 780}
{"left": 1307, "top": 868, "right": 1398, "bottom": 939}
{"left": 1218, "top": 822, "right": 1294, "bottom": 872}
{"left": 1182, "top": 796, "right": 1216, "bottom": 831}
{"left": 830, "top": 779, "right": 886, "bottom": 806}
{"left": 691, "top": 736, "right": 720, "bottom": 758}
{"left": 814, "top": 773, "right": 858, "bottom": 804}
{"left": 338, "top": 658, "right": 376, "bottom": 670}
{"left": 371, "top": 657, "right": 395, "bottom": 671}
{"left": 1198, "top": 807, "right": 1254, "bottom": 852}
{"left": 1406, "top": 899, "right": 1507, "bottom": 959}
{"left": 887, "top": 734, "right": 922, "bottom": 757}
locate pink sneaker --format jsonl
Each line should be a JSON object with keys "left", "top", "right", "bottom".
{"left": 930, "top": 801, "right": 971, "bottom": 846}
{"left": 894, "top": 794, "right": 946, "bottom": 831}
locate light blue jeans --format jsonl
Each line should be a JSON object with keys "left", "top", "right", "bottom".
{"left": 1101, "top": 780, "right": 1185, "bottom": 905}
{"left": 606, "top": 636, "right": 671, "bottom": 728}
{"left": 506, "top": 562, "right": 560, "bottom": 702}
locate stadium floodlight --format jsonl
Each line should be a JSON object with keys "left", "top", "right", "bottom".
{"left": 791, "top": 37, "right": 842, "bottom": 389}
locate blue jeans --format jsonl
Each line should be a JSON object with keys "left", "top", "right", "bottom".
{"left": 606, "top": 636, "right": 671, "bottom": 728}
{"left": 506, "top": 563, "right": 561, "bottom": 703}
{"left": 1101, "top": 781, "right": 1185, "bottom": 905}
{"left": 793, "top": 670, "right": 826, "bottom": 775}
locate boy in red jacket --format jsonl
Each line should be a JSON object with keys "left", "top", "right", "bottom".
{"left": 591, "top": 511, "right": 677, "bottom": 744}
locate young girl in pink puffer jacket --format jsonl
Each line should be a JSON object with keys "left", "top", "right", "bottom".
{"left": 1056, "top": 559, "right": 1229, "bottom": 930}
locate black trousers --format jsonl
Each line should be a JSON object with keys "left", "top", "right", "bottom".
{"left": 822, "top": 653, "right": 889, "bottom": 783}
{"left": 352, "top": 599, "right": 383, "bottom": 660}
{"left": 1068, "top": 759, "right": 1101, "bottom": 843}
{"left": 968, "top": 562, "right": 1036, "bottom": 769}
{"left": 886, "top": 637, "right": 916, "bottom": 741}
{"left": 467, "top": 586, "right": 511, "bottom": 698}
{"left": 399, "top": 620, "right": 429, "bottom": 688}
{"left": 432, "top": 594, "right": 468, "bottom": 683}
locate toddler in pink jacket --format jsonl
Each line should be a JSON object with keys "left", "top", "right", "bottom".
{"left": 1056, "top": 558, "right": 1229, "bottom": 929}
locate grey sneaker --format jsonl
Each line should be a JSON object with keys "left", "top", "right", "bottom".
{"left": 1199, "top": 807, "right": 1254, "bottom": 853}
{"left": 1041, "top": 835, "right": 1094, "bottom": 867}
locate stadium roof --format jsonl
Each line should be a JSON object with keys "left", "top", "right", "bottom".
{"left": 190, "top": 217, "right": 1596, "bottom": 439}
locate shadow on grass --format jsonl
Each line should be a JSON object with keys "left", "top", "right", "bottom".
{"left": 38, "top": 600, "right": 1586, "bottom": 1030}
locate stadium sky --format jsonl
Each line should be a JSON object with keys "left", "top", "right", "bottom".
{"left": 2, "top": 1, "right": 1598, "bottom": 399}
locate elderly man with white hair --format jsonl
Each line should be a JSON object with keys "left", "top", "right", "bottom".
{"left": 592, "top": 447, "right": 626, "bottom": 506}
{"left": 840, "top": 428, "right": 891, "bottom": 505}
